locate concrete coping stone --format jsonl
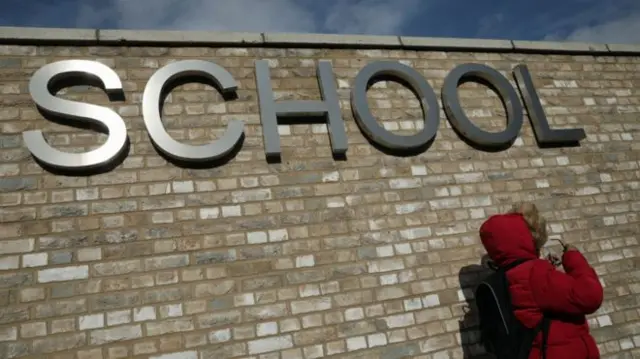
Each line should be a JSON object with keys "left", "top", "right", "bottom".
{"left": 0, "top": 26, "right": 96, "bottom": 44}
{"left": 400, "top": 36, "right": 513, "bottom": 51}
{"left": 98, "top": 29, "right": 263, "bottom": 45}
{"left": 263, "top": 33, "right": 401, "bottom": 48}
{"left": 606, "top": 43, "right": 640, "bottom": 54}
{"left": 0, "top": 26, "right": 638, "bottom": 55}
{"left": 512, "top": 40, "right": 609, "bottom": 54}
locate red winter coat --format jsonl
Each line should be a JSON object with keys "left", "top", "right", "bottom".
{"left": 480, "top": 213, "right": 603, "bottom": 359}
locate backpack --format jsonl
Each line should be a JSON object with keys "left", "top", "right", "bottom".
{"left": 475, "top": 259, "right": 550, "bottom": 359}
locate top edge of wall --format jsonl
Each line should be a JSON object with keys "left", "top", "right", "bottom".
{"left": 0, "top": 26, "right": 639, "bottom": 55}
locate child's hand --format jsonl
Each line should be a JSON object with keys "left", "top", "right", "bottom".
{"left": 546, "top": 253, "right": 562, "bottom": 267}
{"left": 564, "top": 244, "right": 578, "bottom": 253}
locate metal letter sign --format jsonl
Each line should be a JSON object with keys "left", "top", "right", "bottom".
{"left": 255, "top": 60, "right": 347, "bottom": 158}
{"left": 351, "top": 61, "right": 440, "bottom": 150}
{"left": 24, "top": 60, "right": 128, "bottom": 171}
{"left": 442, "top": 64, "right": 524, "bottom": 148}
{"left": 513, "top": 65, "right": 586, "bottom": 144}
{"left": 22, "top": 58, "right": 586, "bottom": 175}
{"left": 142, "top": 60, "right": 245, "bottom": 162}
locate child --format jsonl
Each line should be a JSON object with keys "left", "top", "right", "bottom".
{"left": 479, "top": 203, "right": 603, "bottom": 359}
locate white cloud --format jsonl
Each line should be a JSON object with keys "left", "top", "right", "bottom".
{"left": 323, "top": 0, "right": 420, "bottom": 35}
{"left": 542, "top": 2, "right": 640, "bottom": 44}
{"left": 476, "top": 13, "right": 504, "bottom": 38}
{"left": 75, "top": 0, "right": 418, "bottom": 35}
{"left": 561, "top": 12, "right": 640, "bottom": 44}
{"left": 115, "top": 0, "right": 317, "bottom": 33}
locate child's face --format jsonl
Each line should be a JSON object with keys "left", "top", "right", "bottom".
{"left": 534, "top": 238, "right": 548, "bottom": 257}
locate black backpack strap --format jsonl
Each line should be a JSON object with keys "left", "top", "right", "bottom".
{"left": 502, "top": 258, "right": 549, "bottom": 359}
{"left": 501, "top": 258, "right": 530, "bottom": 272}
{"left": 540, "top": 316, "right": 551, "bottom": 359}
{"left": 527, "top": 315, "right": 551, "bottom": 359}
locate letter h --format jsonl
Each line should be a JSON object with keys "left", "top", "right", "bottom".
{"left": 255, "top": 60, "right": 347, "bottom": 159}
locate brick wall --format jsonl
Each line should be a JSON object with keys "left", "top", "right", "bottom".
{"left": 0, "top": 29, "right": 639, "bottom": 359}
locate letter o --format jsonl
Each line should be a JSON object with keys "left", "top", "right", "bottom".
{"left": 351, "top": 61, "right": 440, "bottom": 151}
{"left": 442, "top": 63, "right": 523, "bottom": 147}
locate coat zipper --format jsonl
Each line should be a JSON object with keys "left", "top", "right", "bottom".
{"left": 579, "top": 336, "right": 591, "bottom": 359}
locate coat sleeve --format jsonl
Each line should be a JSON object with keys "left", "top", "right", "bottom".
{"left": 530, "top": 250, "right": 604, "bottom": 316}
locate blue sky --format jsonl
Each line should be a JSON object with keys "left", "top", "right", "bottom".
{"left": 2, "top": 0, "right": 640, "bottom": 44}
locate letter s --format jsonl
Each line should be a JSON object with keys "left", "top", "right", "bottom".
{"left": 24, "top": 60, "right": 128, "bottom": 171}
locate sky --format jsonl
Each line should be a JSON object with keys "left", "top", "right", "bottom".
{"left": 1, "top": 0, "right": 640, "bottom": 44}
